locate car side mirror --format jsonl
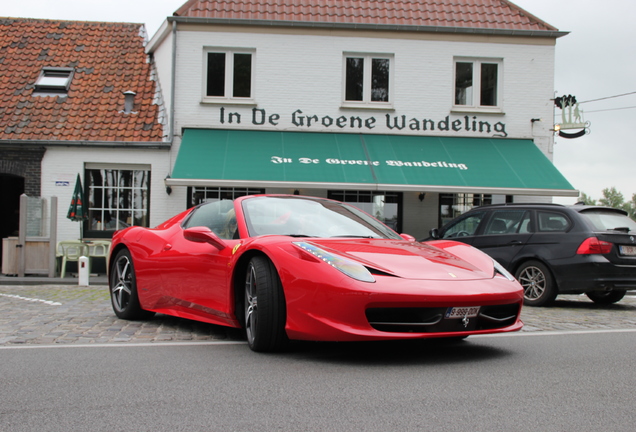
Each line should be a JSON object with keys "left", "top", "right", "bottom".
{"left": 400, "top": 233, "right": 416, "bottom": 242}
{"left": 429, "top": 228, "right": 440, "bottom": 239}
{"left": 184, "top": 226, "right": 228, "bottom": 250}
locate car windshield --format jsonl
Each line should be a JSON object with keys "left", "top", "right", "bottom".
{"left": 579, "top": 209, "right": 636, "bottom": 232}
{"left": 183, "top": 199, "right": 237, "bottom": 239}
{"left": 242, "top": 196, "right": 402, "bottom": 239}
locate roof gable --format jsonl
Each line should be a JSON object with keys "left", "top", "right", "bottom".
{"left": 173, "top": 0, "right": 558, "bottom": 33}
{"left": 0, "top": 18, "right": 164, "bottom": 143}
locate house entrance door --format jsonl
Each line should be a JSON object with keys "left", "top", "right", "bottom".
{"left": 0, "top": 174, "right": 24, "bottom": 266}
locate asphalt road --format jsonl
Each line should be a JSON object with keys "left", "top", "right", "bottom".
{"left": 1, "top": 284, "right": 635, "bottom": 431}
{"left": 1, "top": 332, "right": 635, "bottom": 431}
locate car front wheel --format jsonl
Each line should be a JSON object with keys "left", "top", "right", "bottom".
{"left": 244, "top": 256, "right": 287, "bottom": 352}
{"left": 109, "top": 249, "right": 155, "bottom": 320}
{"left": 515, "top": 261, "right": 557, "bottom": 307}
{"left": 586, "top": 289, "right": 626, "bottom": 305}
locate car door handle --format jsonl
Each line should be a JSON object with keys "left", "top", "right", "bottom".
{"left": 508, "top": 240, "right": 523, "bottom": 245}
{"left": 163, "top": 244, "right": 172, "bottom": 251}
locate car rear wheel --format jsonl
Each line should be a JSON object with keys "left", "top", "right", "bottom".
{"left": 515, "top": 261, "right": 557, "bottom": 307}
{"left": 586, "top": 289, "right": 626, "bottom": 304}
{"left": 244, "top": 256, "right": 287, "bottom": 352}
{"left": 109, "top": 249, "right": 155, "bottom": 320}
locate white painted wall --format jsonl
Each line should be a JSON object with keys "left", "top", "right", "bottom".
{"left": 155, "top": 26, "right": 554, "bottom": 238}
{"left": 37, "top": 26, "right": 559, "bottom": 243}
{"left": 165, "top": 28, "right": 556, "bottom": 148}
{"left": 147, "top": 26, "right": 560, "bottom": 238}
{"left": 151, "top": 28, "right": 174, "bottom": 139}
{"left": 34, "top": 23, "right": 562, "bottom": 250}
{"left": 41, "top": 147, "right": 176, "bottom": 243}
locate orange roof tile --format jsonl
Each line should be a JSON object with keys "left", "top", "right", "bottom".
{"left": 173, "top": 0, "right": 558, "bottom": 32}
{"left": 0, "top": 18, "right": 165, "bottom": 143}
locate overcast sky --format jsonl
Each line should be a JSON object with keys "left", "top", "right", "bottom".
{"left": 5, "top": 0, "right": 635, "bottom": 204}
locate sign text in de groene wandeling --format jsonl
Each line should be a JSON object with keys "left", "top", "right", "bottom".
{"left": 218, "top": 107, "right": 508, "bottom": 137}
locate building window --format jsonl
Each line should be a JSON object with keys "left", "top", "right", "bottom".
{"left": 343, "top": 54, "right": 393, "bottom": 107}
{"left": 188, "top": 187, "right": 265, "bottom": 208}
{"left": 328, "top": 191, "right": 402, "bottom": 232}
{"left": 34, "top": 68, "right": 74, "bottom": 95}
{"left": 454, "top": 59, "right": 501, "bottom": 109}
{"left": 204, "top": 49, "right": 254, "bottom": 102}
{"left": 439, "top": 193, "right": 492, "bottom": 228}
{"left": 84, "top": 166, "right": 150, "bottom": 238}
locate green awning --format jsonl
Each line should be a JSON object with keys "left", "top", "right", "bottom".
{"left": 167, "top": 129, "right": 577, "bottom": 197}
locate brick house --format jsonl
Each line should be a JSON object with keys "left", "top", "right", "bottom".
{"left": 0, "top": 18, "right": 167, "bottom": 265}
{"left": 0, "top": 1, "right": 577, "bottom": 272}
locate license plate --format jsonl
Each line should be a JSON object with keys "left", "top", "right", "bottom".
{"left": 619, "top": 245, "right": 636, "bottom": 256}
{"left": 445, "top": 306, "right": 480, "bottom": 319}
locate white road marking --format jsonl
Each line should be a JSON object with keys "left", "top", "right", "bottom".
{"left": 0, "top": 341, "right": 246, "bottom": 350}
{"left": 474, "top": 328, "right": 636, "bottom": 338}
{"left": 0, "top": 292, "right": 62, "bottom": 306}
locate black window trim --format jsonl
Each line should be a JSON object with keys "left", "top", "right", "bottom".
{"left": 83, "top": 167, "right": 151, "bottom": 239}
{"left": 202, "top": 48, "right": 255, "bottom": 104}
{"left": 341, "top": 52, "right": 394, "bottom": 109}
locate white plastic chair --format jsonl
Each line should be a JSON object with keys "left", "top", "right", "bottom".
{"left": 88, "top": 240, "right": 111, "bottom": 272}
{"left": 57, "top": 241, "right": 88, "bottom": 278}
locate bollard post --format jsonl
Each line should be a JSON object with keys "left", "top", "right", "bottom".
{"left": 78, "top": 256, "right": 90, "bottom": 286}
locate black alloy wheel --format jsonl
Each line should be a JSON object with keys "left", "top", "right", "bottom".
{"left": 515, "top": 260, "right": 557, "bottom": 307}
{"left": 586, "top": 289, "right": 627, "bottom": 305}
{"left": 244, "top": 256, "right": 287, "bottom": 352}
{"left": 109, "top": 249, "right": 155, "bottom": 320}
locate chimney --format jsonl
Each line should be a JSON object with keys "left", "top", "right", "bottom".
{"left": 123, "top": 90, "right": 136, "bottom": 114}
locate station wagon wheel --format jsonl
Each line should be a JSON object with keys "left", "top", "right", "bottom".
{"left": 244, "top": 256, "right": 287, "bottom": 352}
{"left": 109, "top": 249, "right": 155, "bottom": 320}
{"left": 515, "top": 260, "right": 557, "bottom": 307}
{"left": 586, "top": 289, "right": 626, "bottom": 305}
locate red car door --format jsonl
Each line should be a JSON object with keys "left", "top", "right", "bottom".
{"left": 157, "top": 227, "right": 237, "bottom": 323}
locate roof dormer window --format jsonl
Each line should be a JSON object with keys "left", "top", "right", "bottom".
{"left": 34, "top": 68, "right": 74, "bottom": 95}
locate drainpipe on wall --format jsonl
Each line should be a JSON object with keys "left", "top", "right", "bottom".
{"left": 169, "top": 20, "right": 177, "bottom": 145}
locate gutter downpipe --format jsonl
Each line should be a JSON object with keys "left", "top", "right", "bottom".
{"left": 169, "top": 20, "right": 177, "bottom": 145}
{"left": 163, "top": 19, "right": 177, "bottom": 187}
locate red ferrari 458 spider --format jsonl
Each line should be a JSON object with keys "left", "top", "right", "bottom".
{"left": 109, "top": 195, "right": 523, "bottom": 352}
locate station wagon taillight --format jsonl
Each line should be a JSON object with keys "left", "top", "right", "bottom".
{"left": 576, "top": 237, "right": 613, "bottom": 255}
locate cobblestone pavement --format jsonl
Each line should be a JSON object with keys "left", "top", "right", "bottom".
{"left": 0, "top": 284, "right": 635, "bottom": 346}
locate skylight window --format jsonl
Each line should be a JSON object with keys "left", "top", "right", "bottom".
{"left": 34, "top": 68, "right": 74, "bottom": 94}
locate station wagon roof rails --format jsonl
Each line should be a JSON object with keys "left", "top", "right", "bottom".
{"left": 474, "top": 203, "right": 566, "bottom": 209}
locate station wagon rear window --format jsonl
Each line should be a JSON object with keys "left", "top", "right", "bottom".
{"left": 579, "top": 210, "right": 636, "bottom": 232}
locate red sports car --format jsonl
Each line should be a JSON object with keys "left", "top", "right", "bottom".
{"left": 109, "top": 195, "right": 523, "bottom": 352}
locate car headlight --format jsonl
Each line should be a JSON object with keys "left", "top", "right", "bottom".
{"left": 293, "top": 242, "right": 375, "bottom": 283}
{"left": 493, "top": 260, "right": 515, "bottom": 281}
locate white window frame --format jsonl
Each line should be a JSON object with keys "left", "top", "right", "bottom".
{"left": 342, "top": 53, "right": 394, "bottom": 109}
{"left": 34, "top": 67, "right": 74, "bottom": 94}
{"left": 202, "top": 48, "right": 255, "bottom": 104}
{"left": 84, "top": 163, "right": 151, "bottom": 235}
{"left": 452, "top": 58, "right": 503, "bottom": 113}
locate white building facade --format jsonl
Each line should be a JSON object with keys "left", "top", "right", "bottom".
{"left": 148, "top": 2, "right": 575, "bottom": 240}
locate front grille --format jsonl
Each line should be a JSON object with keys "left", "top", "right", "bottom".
{"left": 366, "top": 303, "right": 520, "bottom": 333}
